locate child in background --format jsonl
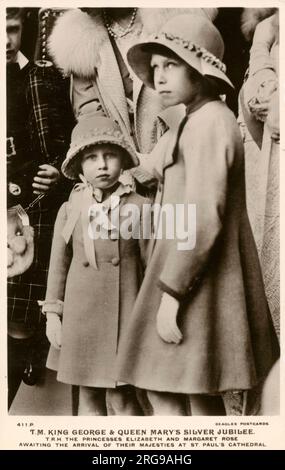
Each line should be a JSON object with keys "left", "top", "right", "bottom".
{"left": 116, "top": 14, "right": 279, "bottom": 415}
{"left": 42, "top": 116, "right": 148, "bottom": 415}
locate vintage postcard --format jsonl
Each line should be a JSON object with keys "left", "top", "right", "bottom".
{"left": 0, "top": 0, "right": 284, "bottom": 452}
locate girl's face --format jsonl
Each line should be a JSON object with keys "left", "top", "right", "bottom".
{"left": 81, "top": 144, "right": 124, "bottom": 189}
{"left": 150, "top": 53, "right": 202, "bottom": 108}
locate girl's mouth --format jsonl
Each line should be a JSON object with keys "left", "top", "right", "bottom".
{"left": 96, "top": 174, "right": 110, "bottom": 180}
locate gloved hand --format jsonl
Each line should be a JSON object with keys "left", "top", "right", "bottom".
{"left": 46, "top": 313, "right": 62, "bottom": 349}
{"left": 156, "top": 292, "right": 182, "bottom": 344}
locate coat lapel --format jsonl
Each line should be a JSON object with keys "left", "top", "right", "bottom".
{"left": 159, "top": 105, "right": 186, "bottom": 173}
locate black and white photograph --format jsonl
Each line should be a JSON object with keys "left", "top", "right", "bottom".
{"left": 1, "top": 0, "right": 284, "bottom": 452}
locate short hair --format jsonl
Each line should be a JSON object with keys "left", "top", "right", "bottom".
{"left": 6, "top": 8, "right": 26, "bottom": 22}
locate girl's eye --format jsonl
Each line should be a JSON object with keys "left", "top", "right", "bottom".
{"left": 150, "top": 60, "right": 159, "bottom": 70}
{"left": 166, "top": 61, "right": 176, "bottom": 69}
{"left": 83, "top": 154, "right": 96, "bottom": 161}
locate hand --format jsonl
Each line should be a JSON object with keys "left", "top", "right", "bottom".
{"left": 33, "top": 164, "right": 60, "bottom": 195}
{"left": 271, "top": 130, "right": 280, "bottom": 143}
{"left": 46, "top": 313, "right": 62, "bottom": 349}
{"left": 248, "top": 99, "right": 269, "bottom": 122}
{"left": 156, "top": 292, "right": 182, "bottom": 344}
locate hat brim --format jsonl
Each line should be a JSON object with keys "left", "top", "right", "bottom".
{"left": 62, "top": 135, "right": 139, "bottom": 180}
{"left": 127, "top": 38, "right": 234, "bottom": 92}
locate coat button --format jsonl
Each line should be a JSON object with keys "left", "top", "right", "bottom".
{"left": 111, "top": 257, "right": 120, "bottom": 266}
{"left": 83, "top": 261, "right": 89, "bottom": 267}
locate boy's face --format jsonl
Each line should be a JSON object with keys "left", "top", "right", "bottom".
{"left": 6, "top": 17, "right": 23, "bottom": 64}
{"left": 81, "top": 144, "right": 124, "bottom": 189}
{"left": 150, "top": 53, "right": 201, "bottom": 107}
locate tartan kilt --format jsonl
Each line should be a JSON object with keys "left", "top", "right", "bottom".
{"left": 7, "top": 63, "right": 74, "bottom": 328}
{"left": 8, "top": 201, "right": 57, "bottom": 327}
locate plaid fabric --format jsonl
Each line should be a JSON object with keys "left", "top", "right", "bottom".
{"left": 7, "top": 63, "right": 74, "bottom": 327}
{"left": 27, "top": 64, "right": 75, "bottom": 172}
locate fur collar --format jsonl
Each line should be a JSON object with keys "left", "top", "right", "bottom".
{"left": 48, "top": 8, "right": 218, "bottom": 77}
{"left": 241, "top": 8, "right": 278, "bottom": 41}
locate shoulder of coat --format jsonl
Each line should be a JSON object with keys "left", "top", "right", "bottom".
{"left": 65, "top": 187, "right": 84, "bottom": 212}
{"left": 241, "top": 8, "right": 277, "bottom": 41}
{"left": 122, "top": 191, "right": 150, "bottom": 207}
{"left": 183, "top": 101, "right": 240, "bottom": 145}
{"left": 56, "top": 201, "right": 69, "bottom": 220}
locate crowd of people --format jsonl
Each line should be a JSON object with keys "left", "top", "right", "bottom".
{"left": 7, "top": 7, "right": 280, "bottom": 416}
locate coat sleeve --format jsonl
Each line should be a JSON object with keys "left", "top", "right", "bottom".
{"left": 158, "top": 113, "right": 240, "bottom": 300}
{"left": 244, "top": 16, "right": 278, "bottom": 123}
{"left": 248, "top": 16, "right": 276, "bottom": 77}
{"left": 72, "top": 75, "right": 106, "bottom": 120}
{"left": 45, "top": 202, "right": 73, "bottom": 304}
{"left": 131, "top": 130, "right": 172, "bottom": 183}
{"left": 26, "top": 65, "right": 74, "bottom": 169}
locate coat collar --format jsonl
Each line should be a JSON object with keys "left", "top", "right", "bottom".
{"left": 16, "top": 51, "right": 29, "bottom": 70}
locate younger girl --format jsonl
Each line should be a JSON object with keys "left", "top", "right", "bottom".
{"left": 42, "top": 116, "right": 148, "bottom": 415}
{"left": 116, "top": 14, "right": 279, "bottom": 415}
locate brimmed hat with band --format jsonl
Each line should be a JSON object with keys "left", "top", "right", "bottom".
{"left": 62, "top": 116, "right": 139, "bottom": 180}
{"left": 127, "top": 14, "right": 234, "bottom": 92}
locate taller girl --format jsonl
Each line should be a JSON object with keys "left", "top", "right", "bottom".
{"left": 116, "top": 14, "right": 279, "bottom": 415}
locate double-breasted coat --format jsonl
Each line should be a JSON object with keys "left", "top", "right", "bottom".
{"left": 116, "top": 100, "right": 279, "bottom": 394}
{"left": 45, "top": 189, "right": 148, "bottom": 387}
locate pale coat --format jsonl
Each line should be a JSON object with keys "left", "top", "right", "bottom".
{"left": 116, "top": 101, "right": 279, "bottom": 394}
{"left": 45, "top": 190, "right": 148, "bottom": 387}
{"left": 240, "top": 14, "right": 279, "bottom": 337}
{"left": 48, "top": 8, "right": 218, "bottom": 154}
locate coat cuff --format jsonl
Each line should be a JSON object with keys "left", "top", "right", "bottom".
{"left": 38, "top": 299, "right": 63, "bottom": 316}
{"left": 158, "top": 274, "right": 202, "bottom": 301}
{"left": 157, "top": 280, "right": 184, "bottom": 301}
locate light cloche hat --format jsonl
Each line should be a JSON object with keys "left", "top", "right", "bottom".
{"left": 62, "top": 116, "right": 138, "bottom": 180}
{"left": 127, "top": 14, "right": 234, "bottom": 91}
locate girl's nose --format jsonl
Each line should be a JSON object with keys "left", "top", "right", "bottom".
{"left": 155, "top": 67, "right": 166, "bottom": 85}
{"left": 97, "top": 154, "right": 107, "bottom": 169}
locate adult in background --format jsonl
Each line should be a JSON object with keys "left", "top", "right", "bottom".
{"left": 238, "top": 9, "right": 280, "bottom": 416}
{"left": 7, "top": 7, "right": 74, "bottom": 409}
{"left": 239, "top": 8, "right": 279, "bottom": 338}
